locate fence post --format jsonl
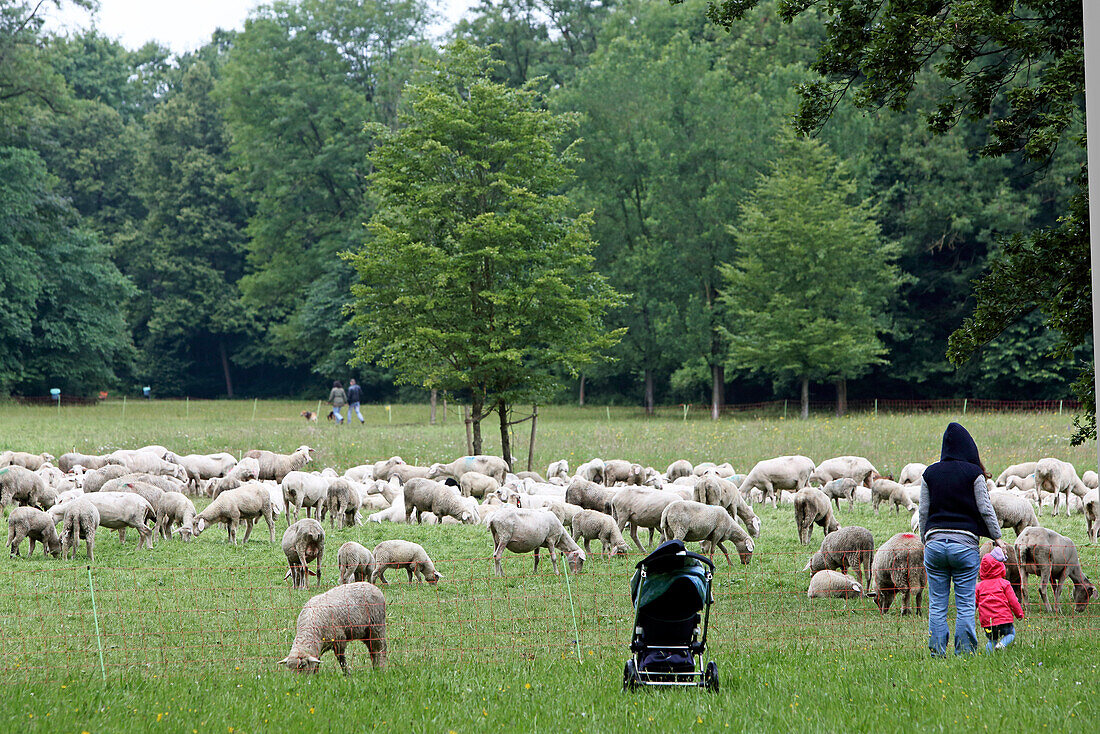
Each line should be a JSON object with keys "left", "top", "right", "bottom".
{"left": 682, "top": 404, "right": 689, "bottom": 421}
{"left": 1060, "top": 400, "right": 1064, "bottom": 415}
{"left": 963, "top": 398, "right": 968, "bottom": 415}
{"left": 606, "top": 406, "right": 611, "bottom": 422}
{"left": 783, "top": 399, "right": 788, "bottom": 419}
{"left": 386, "top": 405, "right": 392, "bottom": 424}
{"left": 874, "top": 398, "right": 878, "bottom": 417}
{"left": 87, "top": 566, "right": 106, "bottom": 681}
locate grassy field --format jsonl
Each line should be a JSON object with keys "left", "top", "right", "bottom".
{"left": 0, "top": 400, "right": 1097, "bottom": 732}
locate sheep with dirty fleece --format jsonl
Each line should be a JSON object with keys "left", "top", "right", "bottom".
{"left": 793, "top": 487, "right": 840, "bottom": 545}
{"left": 819, "top": 477, "right": 858, "bottom": 512}
{"left": 1014, "top": 527, "right": 1096, "bottom": 613}
{"left": 612, "top": 487, "right": 684, "bottom": 552}
{"left": 804, "top": 526, "right": 875, "bottom": 593}
{"left": 207, "top": 457, "right": 260, "bottom": 497}
{"left": 871, "top": 532, "right": 925, "bottom": 615}
{"left": 1033, "top": 458, "right": 1090, "bottom": 518}
{"left": 337, "top": 542, "right": 376, "bottom": 585}
{"left": 371, "top": 540, "right": 442, "bottom": 584}
{"left": 325, "top": 478, "right": 360, "bottom": 529}
{"left": 458, "top": 471, "right": 500, "bottom": 499}
{"left": 738, "top": 455, "right": 815, "bottom": 506}
{"left": 6, "top": 507, "right": 61, "bottom": 557}
{"left": 156, "top": 491, "right": 197, "bottom": 541}
{"left": 59, "top": 498, "right": 99, "bottom": 560}
{"left": 0, "top": 465, "right": 57, "bottom": 510}
{"left": 570, "top": 509, "right": 630, "bottom": 557}
{"left": 659, "top": 500, "right": 754, "bottom": 566}
{"left": 488, "top": 506, "right": 586, "bottom": 576}
{"left": 282, "top": 519, "right": 325, "bottom": 590}
{"left": 809, "top": 456, "right": 877, "bottom": 488}
{"left": 279, "top": 582, "right": 386, "bottom": 673}
{"left": 694, "top": 473, "right": 761, "bottom": 537}
{"left": 50, "top": 492, "right": 156, "bottom": 549}
{"left": 191, "top": 483, "right": 275, "bottom": 545}
{"left": 807, "top": 570, "right": 863, "bottom": 599}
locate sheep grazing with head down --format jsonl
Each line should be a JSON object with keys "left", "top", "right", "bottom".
{"left": 81, "top": 465, "right": 128, "bottom": 493}
{"left": 603, "top": 460, "right": 645, "bottom": 486}
{"left": 979, "top": 540, "right": 1024, "bottom": 604}
{"left": 371, "top": 540, "right": 442, "bottom": 584}
{"left": 870, "top": 477, "right": 915, "bottom": 515}
{"left": 807, "top": 570, "right": 863, "bottom": 599}
{"left": 191, "top": 483, "right": 275, "bottom": 545}
{"left": 871, "top": 533, "right": 925, "bottom": 615}
{"left": 0, "top": 465, "right": 56, "bottom": 510}
{"left": 282, "top": 519, "right": 325, "bottom": 590}
{"left": 488, "top": 506, "right": 586, "bottom": 576}
{"left": 246, "top": 446, "right": 314, "bottom": 483}
{"left": 50, "top": 492, "right": 155, "bottom": 549}
{"left": 803, "top": 526, "right": 875, "bottom": 592}
{"left": 156, "top": 491, "right": 197, "bottom": 541}
{"left": 325, "top": 479, "right": 360, "bottom": 529}
{"left": 428, "top": 455, "right": 509, "bottom": 484}
{"left": 279, "top": 582, "right": 386, "bottom": 674}
{"left": 7, "top": 507, "right": 61, "bottom": 557}
{"left": 898, "top": 463, "right": 928, "bottom": 486}
{"left": 1015, "top": 526, "right": 1096, "bottom": 613}
{"left": 1084, "top": 471, "right": 1100, "bottom": 490}
{"left": 1086, "top": 490, "right": 1100, "bottom": 544}
{"left": 665, "top": 460, "right": 693, "bottom": 482}
{"left": 337, "top": 542, "right": 376, "bottom": 585}
{"left": 458, "top": 471, "right": 500, "bottom": 499}
{"left": 612, "top": 487, "right": 686, "bottom": 552}
{"left": 693, "top": 473, "right": 761, "bottom": 538}
{"left": 404, "top": 478, "right": 478, "bottom": 525}
{"left": 59, "top": 498, "right": 99, "bottom": 560}
{"left": 1, "top": 451, "right": 55, "bottom": 471}
{"left": 793, "top": 487, "right": 839, "bottom": 545}
{"left": 996, "top": 461, "right": 1039, "bottom": 487}
{"left": 809, "top": 456, "right": 877, "bottom": 489}
{"left": 546, "top": 460, "right": 569, "bottom": 482}
{"left": 659, "top": 500, "right": 754, "bottom": 566}
{"left": 738, "top": 455, "right": 815, "bottom": 507}
{"left": 1034, "top": 458, "right": 1090, "bottom": 518}
{"left": 565, "top": 477, "right": 617, "bottom": 514}
{"left": 58, "top": 452, "right": 109, "bottom": 473}
{"left": 570, "top": 509, "right": 629, "bottom": 557}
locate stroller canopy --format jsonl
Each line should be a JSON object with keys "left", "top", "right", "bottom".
{"left": 630, "top": 540, "right": 714, "bottom": 621}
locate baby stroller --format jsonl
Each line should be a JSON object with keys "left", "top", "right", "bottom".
{"left": 623, "top": 540, "right": 718, "bottom": 691}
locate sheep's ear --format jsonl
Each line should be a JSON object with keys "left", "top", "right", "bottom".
{"left": 801, "top": 558, "right": 812, "bottom": 572}
{"left": 306, "top": 656, "right": 320, "bottom": 664}
{"left": 278, "top": 657, "right": 290, "bottom": 666}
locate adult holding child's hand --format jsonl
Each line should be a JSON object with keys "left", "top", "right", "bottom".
{"left": 919, "top": 422, "right": 1003, "bottom": 657}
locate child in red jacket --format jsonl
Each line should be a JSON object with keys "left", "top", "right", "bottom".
{"left": 976, "top": 548, "right": 1025, "bottom": 651}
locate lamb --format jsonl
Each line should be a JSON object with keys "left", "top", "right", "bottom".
{"left": 665, "top": 460, "right": 693, "bottom": 481}
{"left": 281, "top": 471, "right": 330, "bottom": 523}
{"left": 279, "top": 582, "right": 386, "bottom": 673}
{"left": 546, "top": 460, "right": 569, "bottom": 481}
{"left": 807, "top": 570, "right": 863, "bottom": 599}
{"left": 570, "top": 509, "right": 630, "bottom": 557}
{"left": 515, "top": 471, "right": 547, "bottom": 483}
{"left": 820, "top": 477, "right": 858, "bottom": 512}
{"left": 6, "top": 507, "right": 61, "bottom": 557}
{"left": 1014, "top": 527, "right": 1096, "bottom": 612}
{"left": 156, "top": 491, "right": 197, "bottom": 541}
{"left": 803, "top": 526, "right": 875, "bottom": 592}
{"left": 325, "top": 479, "right": 360, "bottom": 529}
{"left": 50, "top": 492, "right": 155, "bottom": 549}
{"left": 1086, "top": 489, "right": 1100, "bottom": 543}
{"left": 371, "top": 540, "right": 442, "bottom": 584}
{"left": 58, "top": 452, "right": 109, "bottom": 472}
{"left": 603, "top": 460, "right": 645, "bottom": 486}
{"left": 0, "top": 465, "right": 56, "bottom": 510}
{"left": 989, "top": 491, "right": 1041, "bottom": 537}
{"left": 793, "top": 487, "right": 840, "bottom": 545}
{"left": 282, "top": 519, "right": 325, "bottom": 590}
{"left": 343, "top": 464, "right": 375, "bottom": 483}
{"left": 871, "top": 533, "right": 925, "bottom": 615}
{"left": 207, "top": 457, "right": 260, "bottom": 497}
{"left": 1034, "top": 458, "right": 1090, "bottom": 517}
{"left": 458, "top": 471, "right": 501, "bottom": 499}
{"left": 59, "top": 498, "right": 99, "bottom": 560}
{"left": 190, "top": 483, "right": 275, "bottom": 545}
{"left": 387, "top": 464, "right": 434, "bottom": 485}
{"left": 247, "top": 445, "right": 314, "bottom": 482}
{"left": 898, "top": 463, "right": 928, "bottom": 486}
{"left": 612, "top": 487, "right": 684, "bottom": 551}
{"left": 488, "top": 507, "right": 586, "bottom": 576}
{"left": 404, "top": 478, "right": 478, "bottom": 524}
{"left": 81, "top": 464, "right": 129, "bottom": 493}
{"left": 337, "top": 542, "right": 376, "bottom": 585}
{"left": 1005, "top": 474, "right": 1036, "bottom": 492}
{"left": 575, "top": 458, "right": 606, "bottom": 484}
{"left": 428, "top": 455, "right": 509, "bottom": 484}
{"left": 979, "top": 540, "right": 1024, "bottom": 604}
{"left": 809, "top": 456, "right": 877, "bottom": 488}
{"left": 870, "top": 478, "right": 915, "bottom": 515}
{"left": 659, "top": 500, "right": 754, "bottom": 566}
{"left": 367, "top": 491, "right": 406, "bottom": 523}
{"left": 738, "top": 455, "right": 815, "bottom": 506}
{"left": 2, "top": 451, "right": 55, "bottom": 471}
{"left": 564, "top": 477, "right": 617, "bottom": 514}
{"left": 996, "top": 461, "right": 1039, "bottom": 487}
{"left": 692, "top": 474, "right": 761, "bottom": 537}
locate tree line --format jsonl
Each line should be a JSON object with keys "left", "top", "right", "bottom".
{"left": 0, "top": 0, "right": 1088, "bottom": 425}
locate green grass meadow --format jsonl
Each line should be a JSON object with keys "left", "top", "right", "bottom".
{"left": 0, "top": 400, "right": 1097, "bottom": 732}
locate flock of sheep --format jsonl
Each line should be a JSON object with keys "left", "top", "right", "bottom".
{"left": 0, "top": 447, "right": 1096, "bottom": 673}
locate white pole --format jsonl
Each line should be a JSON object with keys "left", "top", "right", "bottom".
{"left": 1084, "top": 0, "right": 1100, "bottom": 478}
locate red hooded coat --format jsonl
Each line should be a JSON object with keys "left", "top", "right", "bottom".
{"left": 975, "top": 554, "right": 1025, "bottom": 627}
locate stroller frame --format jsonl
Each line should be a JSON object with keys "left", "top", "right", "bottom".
{"left": 623, "top": 542, "right": 719, "bottom": 692}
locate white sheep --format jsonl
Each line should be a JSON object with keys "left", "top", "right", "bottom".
{"left": 0, "top": 465, "right": 56, "bottom": 510}
{"left": 803, "top": 526, "right": 875, "bottom": 592}
{"left": 1086, "top": 489, "right": 1099, "bottom": 543}
{"left": 611, "top": 487, "right": 683, "bottom": 551}
{"left": 337, "top": 542, "right": 376, "bottom": 585}
{"left": 871, "top": 533, "right": 925, "bottom": 615}
{"left": 170, "top": 452, "right": 237, "bottom": 492}
{"left": 570, "top": 509, "right": 629, "bottom": 557}
{"left": 488, "top": 506, "right": 586, "bottom": 576}
{"left": 575, "top": 458, "right": 606, "bottom": 484}
{"left": 693, "top": 474, "right": 761, "bottom": 538}
{"left": 458, "top": 471, "right": 501, "bottom": 499}
{"left": 428, "top": 455, "right": 509, "bottom": 484}
{"left": 603, "top": 459, "right": 645, "bottom": 486}
{"left": 1084, "top": 471, "right": 1099, "bottom": 490}
{"left": 1015, "top": 527, "right": 1096, "bottom": 612}
{"left": 738, "top": 455, "right": 815, "bottom": 506}
{"left": 996, "top": 461, "right": 1039, "bottom": 487}
{"left": 809, "top": 456, "right": 877, "bottom": 488}
{"left": 343, "top": 464, "right": 375, "bottom": 483}
{"left": 59, "top": 498, "right": 99, "bottom": 560}
{"left": 898, "top": 463, "right": 928, "bottom": 486}
{"left": 404, "top": 478, "right": 478, "bottom": 524}
{"left": 282, "top": 519, "right": 325, "bottom": 590}
{"left": 989, "top": 491, "right": 1041, "bottom": 537}
{"left": 281, "top": 471, "right": 331, "bottom": 524}
{"left": 692, "top": 462, "right": 736, "bottom": 478}
{"left": 665, "top": 459, "right": 693, "bottom": 481}
{"left": 371, "top": 540, "right": 442, "bottom": 584}
{"left": 156, "top": 491, "right": 197, "bottom": 541}
{"left": 279, "top": 582, "right": 386, "bottom": 673}
{"left": 793, "top": 487, "right": 840, "bottom": 545}
{"left": 58, "top": 452, "right": 108, "bottom": 472}
{"left": 820, "top": 477, "right": 858, "bottom": 511}
{"left": 2, "top": 451, "right": 55, "bottom": 471}
{"left": 546, "top": 460, "right": 570, "bottom": 481}
{"left": 191, "top": 483, "right": 275, "bottom": 545}
{"left": 564, "top": 477, "right": 617, "bottom": 514}
{"left": 807, "top": 570, "right": 863, "bottom": 599}
{"left": 246, "top": 445, "right": 314, "bottom": 483}
{"left": 106, "top": 451, "right": 185, "bottom": 479}
{"left": 6, "top": 507, "right": 61, "bottom": 557}
{"left": 50, "top": 492, "right": 156, "bottom": 549}
{"left": 1034, "top": 458, "right": 1090, "bottom": 517}
{"left": 659, "top": 500, "right": 754, "bottom": 566}
{"left": 325, "top": 479, "right": 360, "bottom": 529}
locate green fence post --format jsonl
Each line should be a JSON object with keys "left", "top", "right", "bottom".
{"left": 121, "top": 395, "right": 126, "bottom": 420}
{"left": 963, "top": 398, "right": 968, "bottom": 415}
{"left": 251, "top": 397, "right": 258, "bottom": 422}
{"left": 87, "top": 566, "right": 106, "bottom": 681}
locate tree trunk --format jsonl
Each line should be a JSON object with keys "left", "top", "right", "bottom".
{"left": 498, "top": 401, "right": 512, "bottom": 471}
{"left": 527, "top": 405, "right": 538, "bottom": 472}
{"left": 219, "top": 341, "right": 234, "bottom": 398}
{"left": 470, "top": 398, "right": 483, "bottom": 455}
{"left": 644, "top": 369, "right": 655, "bottom": 416}
{"left": 835, "top": 378, "right": 847, "bottom": 418}
{"left": 430, "top": 389, "right": 437, "bottom": 425}
{"left": 463, "top": 405, "right": 473, "bottom": 454}
{"left": 578, "top": 375, "right": 586, "bottom": 406}
{"left": 711, "top": 364, "right": 724, "bottom": 420}
{"left": 442, "top": 395, "right": 447, "bottom": 422}
{"left": 800, "top": 376, "right": 810, "bottom": 420}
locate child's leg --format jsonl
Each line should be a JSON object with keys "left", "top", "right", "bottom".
{"left": 994, "top": 625, "right": 1016, "bottom": 649}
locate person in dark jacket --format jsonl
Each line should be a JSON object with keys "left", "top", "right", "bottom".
{"left": 919, "top": 422, "right": 1006, "bottom": 656}
{"left": 346, "top": 379, "right": 364, "bottom": 424}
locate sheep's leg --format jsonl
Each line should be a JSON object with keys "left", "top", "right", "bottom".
{"left": 1038, "top": 568, "right": 1053, "bottom": 612}
{"left": 533, "top": 548, "right": 541, "bottom": 574}
{"left": 646, "top": 527, "right": 655, "bottom": 547}
{"left": 366, "top": 630, "right": 386, "bottom": 669}
{"left": 493, "top": 543, "right": 506, "bottom": 577}
{"left": 118, "top": 528, "right": 126, "bottom": 542}
{"left": 228, "top": 520, "right": 238, "bottom": 546}
{"left": 407, "top": 566, "right": 416, "bottom": 583}
{"left": 626, "top": 522, "right": 645, "bottom": 553}
{"left": 266, "top": 511, "right": 275, "bottom": 542}
{"left": 333, "top": 643, "right": 349, "bottom": 674}
{"left": 582, "top": 538, "right": 591, "bottom": 555}
{"left": 548, "top": 546, "right": 560, "bottom": 575}
{"left": 1051, "top": 575, "right": 1064, "bottom": 614}
{"left": 241, "top": 518, "right": 255, "bottom": 544}
{"left": 715, "top": 540, "right": 735, "bottom": 567}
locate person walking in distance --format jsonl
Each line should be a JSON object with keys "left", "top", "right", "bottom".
{"left": 328, "top": 380, "right": 347, "bottom": 424}
{"left": 347, "top": 379, "right": 364, "bottom": 424}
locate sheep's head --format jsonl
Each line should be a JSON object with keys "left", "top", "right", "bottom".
{"left": 279, "top": 652, "right": 321, "bottom": 673}
{"left": 567, "top": 548, "right": 586, "bottom": 574}
{"left": 610, "top": 541, "right": 629, "bottom": 557}
{"left": 191, "top": 517, "right": 207, "bottom": 536}
{"left": 45, "top": 533, "right": 62, "bottom": 557}
{"left": 426, "top": 464, "right": 443, "bottom": 479}
{"left": 424, "top": 567, "right": 442, "bottom": 585}
{"left": 735, "top": 536, "right": 755, "bottom": 565}
{"left": 42, "top": 453, "right": 55, "bottom": 463}
{"left": 749, "top": 515, "right": 761, "bottom": 537}
{"left": 1073, "top": 580, "right": 1097, "bottom": 612}
{"left": 173, "top": 526, "right": 194, "bottom": 542}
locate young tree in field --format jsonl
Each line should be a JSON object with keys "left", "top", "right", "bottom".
{"left": 345, "top": 41, "right": 622, "bottom": 463}
{"left": 719, "top": 134, "right": 902, "bottom": 418}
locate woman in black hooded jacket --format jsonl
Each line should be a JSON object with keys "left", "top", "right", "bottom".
{"left": 918, "top": 422, "right": 1006, "bottom": 656}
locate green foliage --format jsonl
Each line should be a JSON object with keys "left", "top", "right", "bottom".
{"left": 346, "top": 42, "right": 623, "bottom": 452}
{"left": 719, "top": 134, "right": 902, "bottom": 390}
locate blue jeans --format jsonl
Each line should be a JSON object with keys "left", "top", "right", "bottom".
{"left": 349, "top": 402, "right": 364, "bottom": 423}
{"left": 332, "top": 405, "right": 344, "bottom": 423}
{"left": 924, "top": 537, "right": 980, "bottom": 656}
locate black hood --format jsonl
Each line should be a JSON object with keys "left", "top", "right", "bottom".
{"left": 940, "top": 422, "right": 981, "bottom": 466}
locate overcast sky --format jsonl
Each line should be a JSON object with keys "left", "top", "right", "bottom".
{"left": 43, "top": 0, "right": 475, "bottom": 52}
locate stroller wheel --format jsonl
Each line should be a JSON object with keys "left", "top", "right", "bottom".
{"left": 623, "top": 659, "right": 639, "bottom": 691}
{"left": 704, "top": 661, "right": 719, "bottom": 693}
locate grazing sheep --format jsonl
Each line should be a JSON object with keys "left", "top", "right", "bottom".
{"left": 191, "top": 483, "right": 275, "bottom": 545}
{"left": 870, "top": 478, "right": 915, "bottom": 515}
{"left": 371, "top": 540, "right": 442, "bottom": 584}
{"left": 247, "top": 445, "right": 313, "bottom": 483}
{"left": 156, "top": 491, "right": 197, "bottom": 541}
{"left": 1006, "top": 474, "right": 1036, "bottom": 492}
{"left": 693, "top": 474, "right": 761, "bottom": 538}
{"left": 666, "top": 460, "right": 693, "bottom": 481}
{"left": 979, "top": 540, "right": 1024, "bottom": 604}
{"left": 2, "top": 451, "right": 55, "bottom": 471}
{"left": 1015, "top": 527, "right": 1096, "bottom": 612}
{"left": 51, "top": 492, "right": 155, "bottom": 549}
{"left": 898, "top": 463, "right": 928, "bottom": 486}
{"left": 279, "top": 582, "right": 386, "bottom": 673}
{"left": 1034, "top": 458, "right": 1090, "bottom": 518}
{"left": 170, "top": 453, "right": 237, "bottom": 492}
{"left": 546, "top": 460, "right": 569, "bottom": 481}
{"left": 612, "top": 487, "right": 684, "bottom": 552}
{"left": 207, "top": 458, "right": 260, "bottom": 497}
{"left": 565, "top": 477, "right": 617, "bottom": 514}
{"left": 58, "top": 452, "right": 109, "bottom": 472}
{"left": 515, "top": 471, "right": 547, "bottom": 483}
{"left": 337, "top": 542, "right": 376, "bottom": 585}
{"left": 739, "top": 455, "right": 815, "bottom": 506}
{"left": 367, "top": 492, "right": 406, "bottom": 523}
{"left": 428, "top": 455, "right": 509, "bottom": 484}
{"left": 389, "top": 464, "right": 433, "bottom": 484}
{"left": 820, "top": 477, "right": 858, "bottom": 511}
{"left": 803, "top": 526, "right": 875, "bottom": 592}
{"left": 488, "top": 507, "right": 586, "bottom": 576}
{"left": 575, "top": 458, "right": 606, "bottom": 484}
{"left": 793, "top": 487, "right": 840, "bottom": 545}
{"left": 1084, "top": 471, "right": 1099, "bottom": 490}
{"left": 404, "top": 478, "right": 478, "bottom": 524}
{"left": 807, "top": 570, "right": 863, "bottom": 599}
{"left": 570, "top": 509, "right": 629, "bottom": 557}
{"left": 282, "top": 519, "right": 325, "bottom": 590}
{"left": 59, "top": 499, "right": 99, "bottom": 560}
{"left": 989, "top": 491, "right": 1041, "bottom": 537}
{"left": 809, "top": 456, "right": 877, "bottom": 489}
{"left": 6, "top": 507, "right": 61, "bottom": 557}
{"left": 659, "top": 500, "right": 754, "bottom": 566}
{"left": 458, "top": 471, "right": 500, "bottom": 499}
{"left": 281, "top": 471, "right": 330, "bottom": 524}
{"left": 81, "top": 464, "right": 129, "bottom": 493}
{"left": 325, "top": 479, "right": 360, "bottom": 529}
{"left": 106, "top": 451, "right": 185, "bottom": 479}
{"left": 996, "top": 462, "right": 1039, "bottom": 487}
{"left": 1086, "top": 490, "right": 1100, "bottom": 543}
{"left": 603, "top": 460, "right": 645, "bottom": 486}
{"left": 0, "top": 465, "right": 55, "bottom": 510}
{"left": 343, "top": 464, "right": 375, "bottom": 483}
{"left": 871, "top": 533, "right": 925, "bottom": 615}
{"left": 372, "top": 456, "right": 406, "bottom": 481}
